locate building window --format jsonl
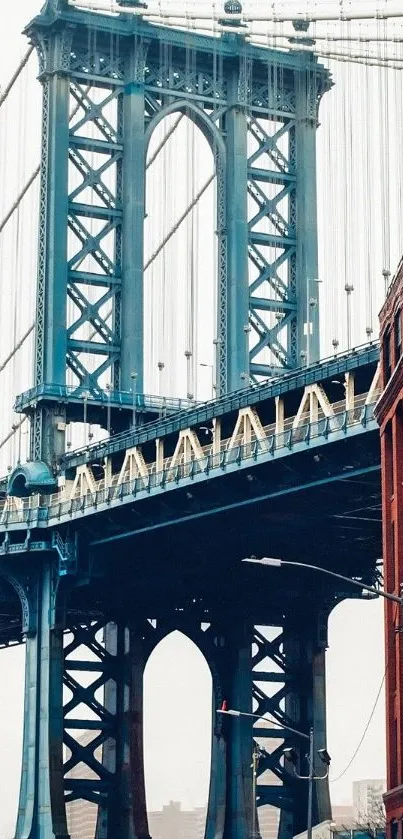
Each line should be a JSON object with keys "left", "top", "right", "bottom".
{"left": 395, "top": 310, "right": 402, "bottom": 363}
{"left": 383, "top": 330, "right": 392, "bottom": 382}
{"left": 385, "top": 420, "right": 394, "bottom": 496}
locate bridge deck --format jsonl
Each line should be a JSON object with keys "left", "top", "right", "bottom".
{"left": 61, "top": 343, "right": 380, "bottom": 470}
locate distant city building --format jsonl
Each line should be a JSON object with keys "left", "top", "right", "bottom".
{"left": 258, "top": 803, "right": 280, "bottom": 839}
{"left": 67, "top": 798, "right": 97, "bottom": 839}
{"left": 295, "top": 820, "right": 386, "bottom": 839}
{"left": 148, "top": 800, "right": 206, "bottom": 839}
{"left": 65, "top": 730, "right": 99, "bottom": 839}
{"left": 353, "top": 780, "right": 386, "bottom": 824}
{"left": 332, "top": 804, "right": 355, "bottom": 828}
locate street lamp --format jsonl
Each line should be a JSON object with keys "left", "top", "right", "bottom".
{"left": 344, "top": 283, "right": 354, "bottom": 351}
{"left": 217, "top": 705, "right": 330, "bottom": 839}
{"left": 213, "top": 337, "right": 222, "bottom": 398}
{"left": 80, "top": 390, "right": 91, "bottom": 443}
{"left": 199, "top": 362, "right": 215, "bottom": 399}
{"left": 241, "top": 556, "right": 403, "bottom": 606}
{"left": 131, "top": 371, "right": 138, "bottom": 429}
{"left": 306, "top": 278, "right": 321, "bottom": 366}
{"left": 283, "top": 732, "right": 330, "bottom": 839}
{"left": 105, "top": 382, "right": 112, "bottom": 435}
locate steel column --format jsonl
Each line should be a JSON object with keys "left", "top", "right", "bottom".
{"left": 312, "top": 631, "right": 332, "bottom": 823}
{"left": 121, "top": 48, "right": 147, "bottom": 396}
{"left": 38, "top": 55, "right": 70, "bottom": 386}
{"left": 15, "top": 564, "right": 68, "bottom": 839}
{"left": 32, "top": 36, "right": 70, "bottom": 463}
{"left": 225, "top": 65, "right": 250, "bottom": 392}
{"left": 280, "top": 614, "right": 331, "bottom": 837}
{"left": 222, "top": 626, "right": 254, "bottom": 839}
{"left": 295, "top": 63, "right": 321, "bottom": 366}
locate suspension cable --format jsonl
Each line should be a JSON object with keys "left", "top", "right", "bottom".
{"left": 0, "top": 418, "right": 26, "bottom": 453}
{"left": 0, "top": 109, "right": 185, "bottom": 375}
{"left": 0, "top": 166, "right": 40, "bottom": 236}
{"left": 144, "top": 172, "right": 214, "bottom": 270}
{"left": 0, "top": 325, "right": 35, "bottom": 375}
{"left": 0, "top": 46, "right": 35, "bottom": 110}
{"left": 147, "top": 114, "right": 184, "bottom": 168}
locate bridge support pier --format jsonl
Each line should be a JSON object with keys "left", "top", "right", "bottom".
{"left": 10, "top": 559, "right": 332, "bottom": 839}
{"left": 15, "top": 564, "right": 69, "bottom": 839}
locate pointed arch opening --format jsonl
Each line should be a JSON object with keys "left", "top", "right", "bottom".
{"left": 144, "top": 630, "right": 212, "bottom": 834}
{"left": 144, "top": 110, "right": 219, "bottom": 402}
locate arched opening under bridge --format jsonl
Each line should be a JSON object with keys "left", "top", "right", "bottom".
{"left": 144, "top": 629, "right": 212, "bottom": 834}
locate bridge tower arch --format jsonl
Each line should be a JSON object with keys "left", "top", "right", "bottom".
{"left": 15, "top": 0, "right": 331, "bottom": 469}
{"left": 1, "top": 3, "right": 342, "bottom": 839}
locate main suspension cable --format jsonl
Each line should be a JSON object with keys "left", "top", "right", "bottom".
{"left": 144, "top": 173, "right": 214, "bottom": 271}
{"left": 0, "top": 166, "right": 40, "bottom": 236}
{"left": 0, "top": 418, "right": 26, "bottom": 453}
{"left": 147, "top": 114, "right": 184, "bottom": 168}
{"left": 0, "top": 325, "right": 35, "bottom": 375}
{"left": 0, "top": 46, "right": 34, "bottom": 110}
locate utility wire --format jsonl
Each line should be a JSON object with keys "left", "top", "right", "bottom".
{"left": 330, "top": 671, "right": 386, "bottom": 782}
{"left": 330, "top": 597, "right": 395, "bottom": 783}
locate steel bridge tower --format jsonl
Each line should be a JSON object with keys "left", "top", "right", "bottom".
{"left": 2, "top": 1, "right": 335, "bottom": 837}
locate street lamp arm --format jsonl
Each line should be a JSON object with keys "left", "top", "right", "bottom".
{"left": 218, "top": 710, "right": 328, "bottom": 839}
{"left": 217, "top": 708, "right": 310, "bottom": 741}
{"left": 242, "top": 557, "right": 402, "bottom": 606}
{"left": 293, "top": 769, "right": 329, "bottom": 781}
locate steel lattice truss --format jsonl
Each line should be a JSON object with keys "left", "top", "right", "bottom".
{"left": 63, "top": 622, "right": 117, "bottom": 810}
{"left": 252, "top": 620, "right": 330, "bottom": 834}
{"left": 24, "top": 6, "right": 330, "bottom": 464}
{"left": 247, "top": 114, "right": 297, "bottom": 376}
{"left": 59, "top": 614, "right": 327, "bottom": 836}
{"left": 67, "top": 65, "right": 124, "bottom": 393}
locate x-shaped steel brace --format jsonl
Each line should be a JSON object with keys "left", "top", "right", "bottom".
{"left": 69, "top": 82, "right": 120, "bottom": 145}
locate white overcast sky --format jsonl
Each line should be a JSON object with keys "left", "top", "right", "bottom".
{"left": 0, "top": 2, "right": 387, "bottom": 837}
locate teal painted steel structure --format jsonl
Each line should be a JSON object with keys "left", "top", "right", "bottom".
{"left": 0, "top": 2, "right": 373, "bottom": 838}
{"left": 20, "top": 0, "right": 331, "bottom": 466}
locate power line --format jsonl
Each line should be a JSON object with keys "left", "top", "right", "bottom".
{"left": 330, "top": 603, "right": 394, "bottom": 784}
{"left": 330, "top": 670, "right": 386, "bottom": 782}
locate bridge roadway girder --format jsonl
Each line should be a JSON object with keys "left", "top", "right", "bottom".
{"left": 2, "top": 0, "right": 379, "bottom": 832}
{"left": 0, "top": 352, "right": 382, "bottom": 834}
{"left": 0, "top": 419, "right": 382, "bottom": 838}
{"left": 0, "top": 553, "right": 336, "bottom": 839}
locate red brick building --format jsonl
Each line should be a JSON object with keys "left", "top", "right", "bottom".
{"left": 375, "top": 256, "right": 403, "bottom": 839}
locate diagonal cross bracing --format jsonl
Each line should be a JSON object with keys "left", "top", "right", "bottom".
{"left": 247, "top": 114, "right": 298, "bottom": 377}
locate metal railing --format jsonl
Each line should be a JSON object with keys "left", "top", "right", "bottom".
{"left": 0, "top": 401, "right": 377, "bottom": 528}
{"left": 14, "top": 383, "right": 199, "bottom": 414}
{"left": 60, "top": 341, "right": 379, "bottom": 469}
